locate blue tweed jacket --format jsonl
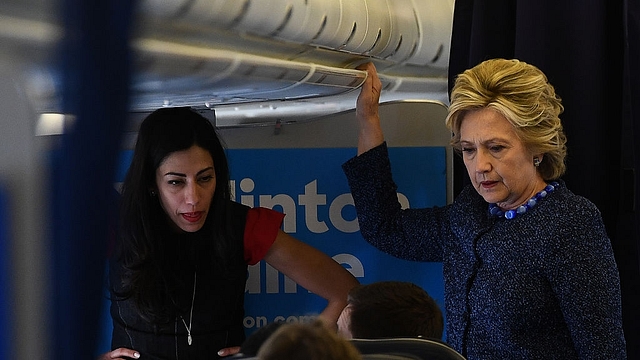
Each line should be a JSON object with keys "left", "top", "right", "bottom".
{"left": 342, "top": 143, "right": 626, "bottom": 359}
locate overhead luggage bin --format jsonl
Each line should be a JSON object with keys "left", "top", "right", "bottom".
{"left": 272, "top": 0, "right": 328, "bottom": 44}
{"left": 1, "top": 0, "right": 453, "bottom": 124}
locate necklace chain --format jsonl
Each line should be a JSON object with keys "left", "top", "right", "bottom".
{"left": 180, "top": 271, "right": 196, "bottom": 346}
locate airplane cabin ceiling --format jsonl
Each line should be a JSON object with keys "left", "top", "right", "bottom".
{"left": 0, "top": 0, "right": 454, "bottom": 127}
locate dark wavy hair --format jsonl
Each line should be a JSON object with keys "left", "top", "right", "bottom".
{"left": 113, "top": 107, "right": 234, "bottom": 323}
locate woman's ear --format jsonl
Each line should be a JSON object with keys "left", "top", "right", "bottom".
{"left": 533, "top": 154, "right": 544, "bottom": 167}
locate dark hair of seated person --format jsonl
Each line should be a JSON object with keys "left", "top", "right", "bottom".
{"left": 345, "top": 281, "right": 443, "bottom": 339}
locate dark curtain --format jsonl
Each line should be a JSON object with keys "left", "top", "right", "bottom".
{"left": 447, "top": 0, "right": 640, "bottom": 357}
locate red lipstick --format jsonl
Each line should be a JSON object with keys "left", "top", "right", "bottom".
{"left": 182, "top": 212, "right": 203, "bottom": 223}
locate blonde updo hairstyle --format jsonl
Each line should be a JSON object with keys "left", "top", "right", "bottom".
{"left": 445, "top": 58, "right": 567, "bottom": 180}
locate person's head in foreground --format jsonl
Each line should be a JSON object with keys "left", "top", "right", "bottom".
{"left": 257, "top": 320, "right": 362, "bottom": 360}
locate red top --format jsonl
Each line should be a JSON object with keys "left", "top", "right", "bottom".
{"left": 243, "top": 207, "right": 285, "bottom": 265}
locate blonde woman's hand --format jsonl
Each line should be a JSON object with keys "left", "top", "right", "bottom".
{"left": 355, "top": 62, "right": 384, "bottom": 155}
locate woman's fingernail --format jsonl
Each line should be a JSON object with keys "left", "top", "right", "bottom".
{"left": 217, "top": 350, "right": 225, "bottom": 356}
{"left": 134, "top": 352, "right": 140, "bottom": 358}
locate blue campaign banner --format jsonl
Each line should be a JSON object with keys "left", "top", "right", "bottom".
{"left": 105, "top": 145, "right": 447, "bottom": 343}
{"left": 226, "top": 147, "right": 446, "bottom": 335}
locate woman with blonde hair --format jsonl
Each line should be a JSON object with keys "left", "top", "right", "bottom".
{"left": 343, "top": 59, "right": 626, "bottom": 359}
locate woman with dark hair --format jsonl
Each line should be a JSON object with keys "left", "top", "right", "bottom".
{"left": 99, "top": 107, "right": 358, "bottom": 360}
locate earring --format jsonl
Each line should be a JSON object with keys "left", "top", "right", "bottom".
{"left": 150, "top": 190, "right": 157, "bottom": 196}
{"left": 533, "top": 157, "right": 541, "bottom": 167}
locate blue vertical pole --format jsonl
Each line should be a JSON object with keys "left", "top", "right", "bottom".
{"left": 53, "top": 0, "right": 133, "bottom": 358}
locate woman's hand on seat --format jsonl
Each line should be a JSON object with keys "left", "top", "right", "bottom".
{"left": 97, "top": 348, "right": 140, "bottom": 359}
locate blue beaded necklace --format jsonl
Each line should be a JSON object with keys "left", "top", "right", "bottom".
{"left": 489, "top": 181, "right": 559, "bottom": 219}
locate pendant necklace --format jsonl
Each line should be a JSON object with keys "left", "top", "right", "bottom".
{"left": 180, "top": 270, "right": 196, "bottom": 346}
